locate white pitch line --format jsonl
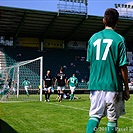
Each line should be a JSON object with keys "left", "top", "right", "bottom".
{"left": 48, "top": 102, "right": 89, "bottom": 111}
{"left": 120, "top": 116, "right": 133, "bottom": 121}
{"left": 48, "top": 102, "right": 133, "bottom": 121}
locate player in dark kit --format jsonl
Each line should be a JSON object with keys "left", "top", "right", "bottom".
{"left": 55, "top": 67, "right": 67, "bottom": 102}
{"left": 44, "top": 70, "right": 54, "bottom": 102}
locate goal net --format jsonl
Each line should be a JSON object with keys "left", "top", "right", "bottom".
{"left": 0, "top": 56, "right": 43, "bottom": 102}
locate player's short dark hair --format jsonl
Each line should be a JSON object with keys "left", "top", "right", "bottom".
{"left": 72, "top": 74, "right": 76, "bottom": 77}
{"left": 59, "top": 66, "right": 64, "bottom": 72}
{"left": 104, "top": 8, "right": 119, "bottom": 28}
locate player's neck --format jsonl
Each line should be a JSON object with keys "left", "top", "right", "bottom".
{"left": 105, "top": 26, "right": 114, "bottom": 30}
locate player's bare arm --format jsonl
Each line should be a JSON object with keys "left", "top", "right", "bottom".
{"left": 43, "top": 80, "right": 45, "bottom": 88}
{"left": 54, "top": 79, "right": 57, "bottom": 87}
{"left": 66, "top": 79, "right": 69, "bottom": 87}
{"left": 120, "top": 65, "right": 130, "bottom": 101}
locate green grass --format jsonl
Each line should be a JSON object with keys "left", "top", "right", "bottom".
{"left": 0, "top": 94, "right": 133, "bottom": 133}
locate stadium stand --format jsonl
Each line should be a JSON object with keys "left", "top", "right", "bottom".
{"left": 0, "top": 6, "right": 132, "bottom": 93}
{"left": 1, "top": 46, "right": 89, "bottom": 90}
{"left": 2, "top": 46, "right": 133, "bottom": 92}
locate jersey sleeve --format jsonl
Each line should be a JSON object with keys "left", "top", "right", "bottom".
{"left": 86, "top": 34, "right": 95, "bottom": 62}
{"left": 118, "top": 39, "right": 128, "bottom": 67}
{"left": 76, "top": 78, "right": 78, "bottom": 83}
{"left": 86, "top": 40, "right": 90, "bottom": 62}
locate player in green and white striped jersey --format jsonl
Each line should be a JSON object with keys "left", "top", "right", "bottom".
{"left": 67, "top": 74, "right": 78, "bottom": 100}
{"left": 22, "top": 78, "right": 31, "bottom": 97}
{"left": 86, "top": 8, "right": 130, "bottom": 133}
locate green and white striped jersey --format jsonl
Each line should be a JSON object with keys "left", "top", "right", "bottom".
{"left": 22, "top": 80, "right": 31, "bottom": 87}
{"left": 68, "top": 76, "right": 78, "bottom": 87}
{"left": 86, "top": 29, "right": 127, "bottom": 92}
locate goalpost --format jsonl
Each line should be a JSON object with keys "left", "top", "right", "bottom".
{"left": 0, "top": 56, "right": 43, "bottom": 102}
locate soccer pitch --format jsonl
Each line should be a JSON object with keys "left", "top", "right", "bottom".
{"left": 0, "top": 94, "right": 133, "bottom": 133}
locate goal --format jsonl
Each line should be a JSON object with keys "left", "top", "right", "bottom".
{"left": 0, "top": 56, "right": 43, "bottom": 102}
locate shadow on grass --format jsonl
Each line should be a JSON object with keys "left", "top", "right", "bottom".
{"left": 0, "top": 119, "right": 17, "bottom": 133}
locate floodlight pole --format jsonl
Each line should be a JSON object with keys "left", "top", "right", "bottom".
{"left": 85, "top": 0, "right": 88, "bottom": 18}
